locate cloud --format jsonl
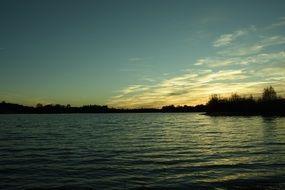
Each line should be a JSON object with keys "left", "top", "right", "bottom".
{"left": 253, "top": 67, "right": 285, "bottom": 81}
{"left": 108, "top": 82, "right": 268, "bottom": 108}
{"left": 260, "top": 35, "right": 285, "bottom": 47}
{"left": 197, "top": 70, "right": 247, "bottom": 83}
{"left": 107, "top": 69, "right": 260, "bottom": 108}
{"left": 129, "top": 57, "right": 144, "bottom": 62}
{"left": 195, "top": 51, "right": 285, "bottom": 67}
{"left": 119, "top": 85, "right": 149, "bottom": 96}
{"left": 217, "top": 35, "right": 285, "bottom": 56}
{"left": 195, "top": 57, "right": 236, "bottom": 67}
{"left": 121, "top": 85, "right": 143, "bottom": 93}
{"left": 128, "top": 56, "right": 153, "bottom": 63}
{"left": 219, "top": 45, "right": 263, "bottom": 56}
{"left": 142, "top": 77, "right": 156, "bottom": 82}
{"left": 266, "top": 17, "right": 285, "bottom": 29}
{"left": 213, "top": 29, "right": 248, "bottom": 47}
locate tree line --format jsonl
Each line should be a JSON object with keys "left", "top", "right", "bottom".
{"left": 0, "top": 86, "right": 284, "bottom": 116}
{"left": 206, "top": 86, "right": 285, "bottom": 116}
{"left": 0, "top": 101, "right": 205, "bottom": 114}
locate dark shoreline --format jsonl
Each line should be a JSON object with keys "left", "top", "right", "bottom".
{"left": 1, "top": 86, "right": 285, "bottom": 116}
{"left": 0, "top": 101, "right": 206, "bottom": 114}
{"left": 1, "top": 101, "right": 285, "bottom": 116}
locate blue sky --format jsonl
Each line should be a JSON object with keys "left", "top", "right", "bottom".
{"left": 1, "top": 0, "right": 285, "bottom": 107}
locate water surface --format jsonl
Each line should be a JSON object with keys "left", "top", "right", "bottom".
{"left": 0, "top": 113, "right": 285, "bottom": 189}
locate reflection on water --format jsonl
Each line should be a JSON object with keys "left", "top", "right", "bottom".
{"left": 0, "top": 113, "right": 285, "bottom": 190}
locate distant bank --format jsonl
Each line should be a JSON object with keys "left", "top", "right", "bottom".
{"left": 1, "top": 86, "right": 284, "bottom": 116}
{"left": 0, "top": 101, "right": 205, "bottom": 114}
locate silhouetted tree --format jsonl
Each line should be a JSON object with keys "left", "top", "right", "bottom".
{"left": 262, "top": 86, "right": 277, "bottom": 101}
{"left": 36, "top": 103, "right": 43, "bottom": 108}
{"left": 229, "top": 93, "right": 241, "bottom": 102}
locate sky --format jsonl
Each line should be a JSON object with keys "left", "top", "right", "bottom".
{"left": 1, "top": 0, "right": 285, "bottom": 108}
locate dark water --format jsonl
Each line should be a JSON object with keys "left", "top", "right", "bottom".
{"left": 0, "top": 113, "right": 285, "bottom": 190}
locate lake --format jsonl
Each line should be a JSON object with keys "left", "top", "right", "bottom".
{"left": 0, "top": 113, "right": 285, "bottom": 189}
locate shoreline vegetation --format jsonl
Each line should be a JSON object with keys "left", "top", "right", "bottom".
{"left": 1, "top": 86, "right": 284, "bottom": 116}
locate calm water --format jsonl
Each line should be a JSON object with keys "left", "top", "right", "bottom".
{"left": 0, "top": 113, "right": 285, "bottom": 190}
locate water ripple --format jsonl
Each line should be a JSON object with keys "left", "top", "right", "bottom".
{"left": 0, "top": 113, "right": 285, "bottom": 189}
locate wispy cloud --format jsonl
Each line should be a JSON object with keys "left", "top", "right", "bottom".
{"left": 195, "top": 57, "right": 236, "bottom": 67}
{"left": 108, "top": 69, "right": 267, "bottom": 108}
{"left": 114, "top": 85, "right": 149, "bottom": 98}
{"left": 142, "top": 77, "right": 156, "bottom": 82}
{"left": 261, "top": 35, "right": 285, "bottom": 46}
{"left": 218, "top": 44, "right": 263, "bottom": 56}
{"left": 195, "top": 51, "right": 285, "bottom": 67}
{"left": 128, "top": 56, "right": 153, "bottom": 63}
{"left": 218, "top": 35, "right": 285, "bottom": 56}
{"left": 129, "top": 57, "right": 144, "bottom": 62}
{"left": 110, "top": 63, "right": 284, "bottom": 108}
{"left": 197, "top": 70, "right": 247, "bottom": 82}
{"left": 213, "top": 29, "right": 248, "bottom": 47}
{"left": 266, "top": 17, "right": 285, "bottom": 29}
{"left": 121, "top": 85, "right": 145, "bottom": 94}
